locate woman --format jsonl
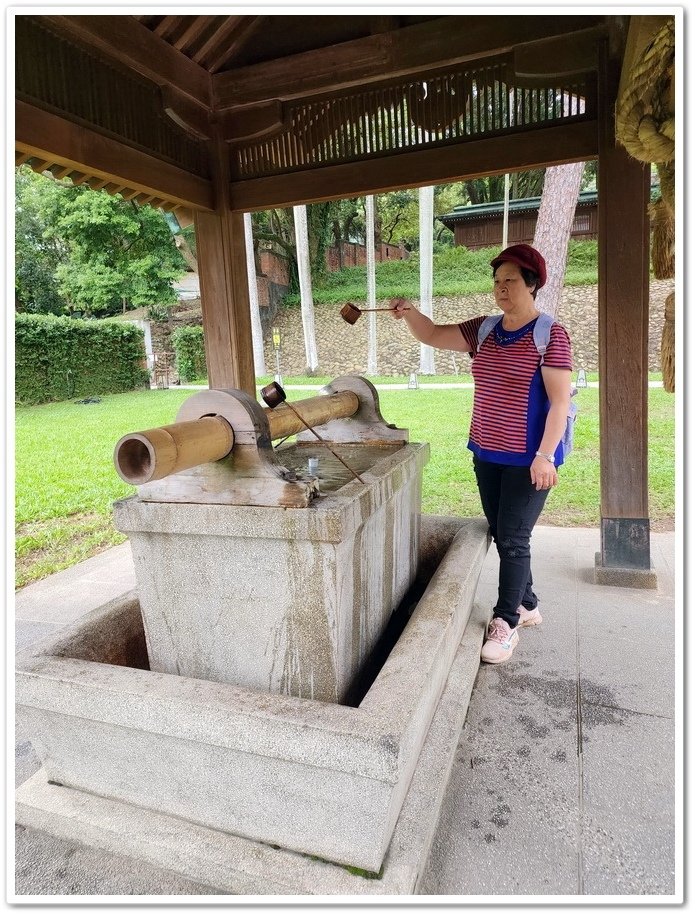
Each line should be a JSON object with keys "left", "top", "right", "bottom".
{"left": 390, "top": 243, "right": 573, "bottom": 664}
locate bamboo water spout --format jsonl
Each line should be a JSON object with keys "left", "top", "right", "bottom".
{"left": 114, "top": 417, "right": 235, "bottom": 486}
{"left": 114, "top": 389, "right": 360, "bottom": 486}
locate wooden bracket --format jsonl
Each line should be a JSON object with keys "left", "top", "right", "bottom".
{"left": 136, "top": 389, "right": 318, "bottom": 508}
{"left": 161, "top": 86, "right": 214, "bottom": 141}
{"left": 296, "top": 376, "right": 408, "bottom": 445}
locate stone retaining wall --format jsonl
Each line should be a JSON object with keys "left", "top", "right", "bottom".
{"left": 149, "top": 280, "right": 673, "bottom": 378}
{"left": 263, "top": 281, "right": 673, "bottom": 377}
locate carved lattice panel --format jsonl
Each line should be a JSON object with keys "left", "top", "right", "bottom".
{"left": 16, "top": 16, "right": 209, "bottom": 178}
{"left": 233, "top": 57, "right": 596, "bottom": 179}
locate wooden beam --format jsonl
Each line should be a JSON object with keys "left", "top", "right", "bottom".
{"left": 229, "top": 120, "right": 598, "bottom": 211}
{"left": 50, "top": 164, "right": 74, "bottom": 179}
{"left": 172, "top": 16, "right": 213, "bottom": 50}
{"left": 154, "top": 15, "right": 187, "bottom": 41}
{"left": 513, "top": 26, "right": 604, "bottom": 80}
{"left": 596, "top": 39, "right": 652, "bottom": 571}
{"left": 195, "top": 135, "right": 256, "bottom": 394}
{"left": 207, "top": 16, "right": 264, "bottom": 74}
{"left": 16, "top": 99, "right": 214, "bottom": 211}
{"left": 42, "top": 15, "right": 211, "bottom": 108}
{"left": 191, "top": 15, "right": 242, "bottom": 65}
{"left": 161, "top": 85, "right": 213, "bottom": 140}
{"left": 220, "top": 100, "right": 286, "bottom": 144}
{"left": 213, "top": 15, "right": 604, "bottom": 107}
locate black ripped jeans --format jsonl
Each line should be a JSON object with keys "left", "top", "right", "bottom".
{"left": 473, "top": 457, "right": 550, "bottom": 629}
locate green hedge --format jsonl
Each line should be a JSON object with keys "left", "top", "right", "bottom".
{"left": 15, "top": 314, "right": 150, "bottom": 405}
{"left": 171, "top": 325, "right": 206, "bottom": 382}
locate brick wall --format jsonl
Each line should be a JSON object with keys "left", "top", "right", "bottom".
{"left": 258, "top": 249, "right": 290, "bottom": 286}
{"left": 325, "top": 241, "right": 409, "bottom": 272}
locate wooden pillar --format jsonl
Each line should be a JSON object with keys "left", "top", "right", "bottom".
{"left": 595, "top": 41, "right": 656, "bottom": 586}
{"left": 194, "top": 134, "right": 256, "bottom": 394}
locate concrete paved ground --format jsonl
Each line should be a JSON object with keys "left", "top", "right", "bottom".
{"left": 13, "top": 525, "right": 678, "bottom": 898}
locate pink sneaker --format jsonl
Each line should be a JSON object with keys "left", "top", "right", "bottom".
{"left": 481, "top": 618, "right": 519, "bottom": 664}
{"left": 518, "top": 605, "right": 543, "bottom": 627}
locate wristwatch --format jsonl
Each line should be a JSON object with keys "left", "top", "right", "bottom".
{"left": 535, "top": 450, "right": 555, "bottom": 464}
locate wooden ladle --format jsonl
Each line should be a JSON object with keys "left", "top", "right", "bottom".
{"left": 339, "top": 301, "right": 409, "bottom": 325}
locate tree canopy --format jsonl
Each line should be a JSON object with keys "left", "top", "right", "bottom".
{"left": 15, "top": 167, "right": 187, "bottom": 317}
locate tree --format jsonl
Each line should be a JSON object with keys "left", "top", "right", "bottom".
{"left": 253, "top": 200, "right": 344, "bottom": 288}
{"left": 243, "top": 212, "right": 266, "bottom": 376}
{"left": 463, "top": 169, "right": 545, "bottom": 206}
{"left": 54, "top": 189, "right": 187, "bottom": 315}
{"left": 533, "top": 162, "right": 585, "bottom": 316}
{"left": 15, "top": 166, "right": 187, "bottom": 317}
{"left": 293, "top": 205, "right": 319, "bottom": 372}
{"left": 365, "top": 195, "right": 377, "bottom": 373}
{"left": 15, "top": 167, "right": 69, "bottom": 314}
{"left": 418, "top": 185, "right": 435, "bottom": 374}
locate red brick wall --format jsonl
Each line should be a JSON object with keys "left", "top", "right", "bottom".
{"left": 325, "top": 242, "right": 408, "bottom": 271}
{"left": 258, "top": 249, "right": 290, "bottom": 285}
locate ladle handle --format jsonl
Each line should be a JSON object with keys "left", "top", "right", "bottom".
{"left": 283, "top": 403, "right": 365, "bottom": 485}
{"left": 361, "top": 307, "right": 411, "bottom": 312}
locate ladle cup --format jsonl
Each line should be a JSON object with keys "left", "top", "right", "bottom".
{"left": 339, "top": 302, "right": 409, "bottom": 325}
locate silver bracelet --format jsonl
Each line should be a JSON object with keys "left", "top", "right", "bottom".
{"left": 535, "top": 450, "right": 555, "bottom": 464}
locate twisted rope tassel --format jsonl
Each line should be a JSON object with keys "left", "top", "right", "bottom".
{"left": 615, "top": 19, "right": 675, "bottom": 165}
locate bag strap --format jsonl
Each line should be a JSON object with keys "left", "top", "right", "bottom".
{"left": 476, "top": 312, "right": 556, "bottom": 362}
{"left": 532, "top": 312, "right": 555, "bottom": 364}
{"left": 476, "top": 315, "right": 501, "bottom": 351}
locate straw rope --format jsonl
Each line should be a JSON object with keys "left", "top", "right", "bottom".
{"left": 616, "top": 19, "right": 675, "bottom": 392}
{"left": 649, "top": 198, "right": 675, "bottom": 279}
{"left": 661, "top": 292, "right": 675, "bottom": 393}
{"left": 615, "top": 20, "right": 675, "bottom": 168}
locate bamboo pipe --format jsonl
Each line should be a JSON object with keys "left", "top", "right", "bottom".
{"left": 262, "top": 383, "right": 365, "bottom": 484}
{"left": 114, "top": 416, "right": 234, "bottom": 485}
{"left": 114, "top": 389, "right": 360, "bottom": 485}
{"left": 264, "top": 390, "right": 359, "bottom": 439}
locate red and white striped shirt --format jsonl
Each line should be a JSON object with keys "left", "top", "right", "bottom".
{"left": 458, "top": 315, "right": 573, "bottom": 466}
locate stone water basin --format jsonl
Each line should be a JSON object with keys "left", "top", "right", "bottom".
{"left": 16, "top": 516, "right": 489, "bottom": 873}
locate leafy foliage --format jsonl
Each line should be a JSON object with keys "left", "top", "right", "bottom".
{"left": 15, "top": 168, "right": 69, "bottom": 314}
{"left": 15, "top": 166, "right": 187, "bottom": 317}
{"left": 171, "top": 325, "right": 206, "bottom": 382}
{"left": 15, "top": 314, "right": 150, "bottom": 405}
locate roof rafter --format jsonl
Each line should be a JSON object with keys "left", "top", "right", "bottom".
{"left": 16, "top": 99, "right": 214, "bottom": 211}
{"left": 206, "top": 16, "right": 264, "bottom": 74}
{"left": 213, "top": 15, "right": 606, "bottom": 108}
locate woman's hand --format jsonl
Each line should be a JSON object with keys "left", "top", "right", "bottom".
{"left": 530, "top": 455, "right": 558, "bottom": 490}
{"left": 388, "top": 296, "right": 411, "bottom": 319}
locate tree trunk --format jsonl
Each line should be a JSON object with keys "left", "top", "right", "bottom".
{"left": 174, "top": 234, "right": 198, "bottom": 272}
{"left": 243, "top": 212, "right": 266, "bottom": 376}
{"left": 418, "top": 185, "right": 435, "bottom": 375}
{"left": 292, "top": 205, "right": 319, "bottom": 372}
{"left": 533, "top": 162, "right": 585, "bottom": 316}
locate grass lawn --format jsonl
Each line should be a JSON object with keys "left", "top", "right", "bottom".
{"left": 14, "top": 383, "right": 675, "bottom": 589}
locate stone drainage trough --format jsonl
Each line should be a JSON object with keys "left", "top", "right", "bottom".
{"left": 15, "top": 377, "right": 491, "bottom": 892}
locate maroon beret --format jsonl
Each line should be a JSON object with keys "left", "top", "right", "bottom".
{"left": 491, "top": 244, "right": 547, "bottom": 289}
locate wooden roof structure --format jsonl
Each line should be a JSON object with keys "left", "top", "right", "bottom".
{"left": 15, "top": 12, "right": 672, "bottom": 577}
{"left": 16, "top": 14, "right": 611, "bottom": 213}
